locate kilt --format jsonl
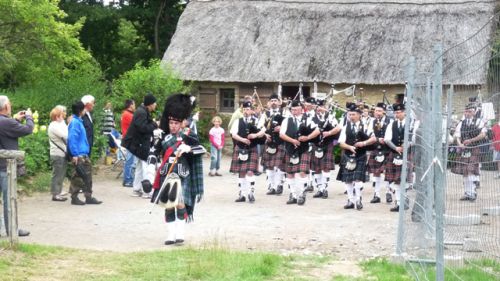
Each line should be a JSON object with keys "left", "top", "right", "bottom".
{"left": 340, "top": 153, "right": 368, "bottom": 183}
{"left": 261, "top": 143, "right": 285, "bottom": 171}
{"left": 367, "top": 149, "right": 389, "bottom": 176}
{"left": 310, "top": 143, "right": 335, "bottom": 172}
{"left": 229, "top": 145, "right": 259, "bottom": 174}
{"left": 385, "top": 151, "right": 414, "bottom": 184}
{"left": 284, "top": 151, "right": 311, "bottom": 174}
{"left": 450, "top": 147, "right": 480, "bottom": 176}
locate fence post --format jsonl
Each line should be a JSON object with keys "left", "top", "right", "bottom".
{"left": 397, "top": 57, "right": 416, "bottom": 255}
{"left": 0, "top": 149, "right": 24, "bottom": 248}
{"left": 432, "top": 44, "right": 445, "bottom": 281}
{"left": 6, "top": 158, "right": 18, "bottom": 247}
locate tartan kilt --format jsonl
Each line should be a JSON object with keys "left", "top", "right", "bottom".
{"left": 385, "top": 151, "right": 414, "bottom": 184}
{"left": 284, "top": 151, "right": 311, "bottom": 174}
{"left": 310, "top": 143, "right": 335, "bottom": 172}
{"left": 450, "top": 147, "right": 480, "bottom": 176}
{"left": 367, "top": 149, "right": 389, "bottom": 175}
{"left": 261, "top": 143, "right": 285, "bottom": 171}
{"left": 229, "top": 145, "right": 259, "bottom": 174}
{"left": 340, "top": 153, "right": 368, "bottom": 183}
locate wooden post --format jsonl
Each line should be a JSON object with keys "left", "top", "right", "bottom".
{"left": 0, "top": 149, "right": 24, "bottom": 248}
{"left": 7, "top": 158, "right": 18, "bottom": 247}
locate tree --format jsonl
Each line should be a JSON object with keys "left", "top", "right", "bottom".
{"left": 0, "top": 0, "right": 95, "bottom": 88}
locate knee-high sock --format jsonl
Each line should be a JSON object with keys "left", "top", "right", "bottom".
{"left": 273, "top": 168, "right": 283, "bottom": 187}
{"left": 393, "top": 184, "right": 401, "bottom": 205}
{"left": 286, "top": 177, "right": 296, "bottom": 198}
{"left": 354, "top": 182, "right": 363, "bottom": 202}
{"left": 238, "top": 177, "right": 247, "bottom": 197}
{"left": 314, "top": 173, "right": 323, "bottom": 191}
{"left": 321, "top": 171, "right": 331, "bottom": 192}
{"left": 465, "top": 175, "right": 476, "bottom": 196}
{"left": 345, "top": 182, "right": 354, "bottom": 202}
{"left": 266, "top": 169, "right": 275, "bottom": 190}
{"left": 246, "top": 175, "right": 256, "bottom": 194}
{"left": 297, "top": 175, "right": 308, "bottom": 195}
{"left": 175, "top": 208, "right": 186, "bottom": 241}
{"left": 383, "top": 179, "right": 390, "bottom": 193}
{"left": 165, "top": 209, "right": 176, "bottom": 241}
{"left": 373, "top": 176, "right": 381, "bottom": 196}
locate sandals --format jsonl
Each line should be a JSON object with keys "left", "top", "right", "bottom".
{"left": 52, "top": 195, "right": 68, "bottom": 202}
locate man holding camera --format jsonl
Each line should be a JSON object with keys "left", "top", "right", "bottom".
{"left": 0, "top": 95, "right": 32, "bottom": 237}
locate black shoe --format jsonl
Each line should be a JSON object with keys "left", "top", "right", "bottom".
{"left": 313, "top": 191, "right": 323, "bottom": 198}
{"left": 386, "top": 193, "right": 393, "bottom": 203}
{"left": 370, "top": 196, "right": 381, "bottom": 204}
{"left": 266, "top": 189, "right": 276, "bottom": 195}
{"left": 71, "top": 197, "right": 86, "bottom": 205}
{"left": 344, "top": 201, "right": 354, "bottom": 209}
{"left": 297, "top": 195, "right": 306, "bottom": 205}
{"left": 459, "top": 195, "right": 476, "bottom": 202}
{"left": 286, "top": 194, "right": 297, "bottom": 204}
{"left": 85, "top": 197, "right": 102, "bottom": 204}
{"left": 52, "top": 195, "right": 67, "bottom": 202}
{"left": 390, "top": 205, "right": 400, "bottom": 212}
{"left": 175, "top": 239, "right": 184, "bottom": 244}
{"left": 356, "top": 201, "right": 363, "bottom": 210}
{"left": 276, "top": 185, "right": 283, "bottom": 195}
{"left": 322, "top": 190, "right": 328, "bottom": 199}
{"left": 235, "top": 196, "right": 246, "bottom": 202}
{"left": 248, "top": 193, "right": 255, "bottom": 203}
{"left": 404, "top": 197, "right": 410, "bottom": 210}
{"left": 123, "top": 182, "right": 133, "bottom": 188}
{"left": 164, "top": 240, "right": 175, "bottom": 245}
{"left": 305, "top": 185, "right": 314, "bottom": 192}
{"left": 18, "top": 229, "right": 30, "bottom": 237}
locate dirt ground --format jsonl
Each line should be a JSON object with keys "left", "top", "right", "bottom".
{"left": 13, "top": 155, "right": 398, "bottom": 261}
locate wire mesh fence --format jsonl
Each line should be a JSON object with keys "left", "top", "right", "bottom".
{"left": 397, "top": 12, "right": 500, "bottom": 281}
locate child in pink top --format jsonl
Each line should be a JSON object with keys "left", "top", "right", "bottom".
{"left": 209, "top": 116, "right": 225, "bottom": 176}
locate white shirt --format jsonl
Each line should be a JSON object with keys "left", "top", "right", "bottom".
{"left": 338, "top": 121, "right": 373, "bottom": 144}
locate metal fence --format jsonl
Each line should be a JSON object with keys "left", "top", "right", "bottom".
{"left": 397, "top": 13, "right": 500, "bottom": 281}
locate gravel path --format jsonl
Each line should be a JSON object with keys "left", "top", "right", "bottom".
{"left": 15, "top": 155, "right": 398, "bottom": 260}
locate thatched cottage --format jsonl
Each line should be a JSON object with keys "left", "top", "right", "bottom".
{"left": 162, "top": 0, "right": 499, "bottom": 113}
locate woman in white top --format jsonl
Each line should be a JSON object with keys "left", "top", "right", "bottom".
{"left": 48, "top": 105, "right": 68, "bottom": 202}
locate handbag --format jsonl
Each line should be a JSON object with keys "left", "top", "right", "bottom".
{"left": 50, "top": 138, "right": 72, "bottom": 162}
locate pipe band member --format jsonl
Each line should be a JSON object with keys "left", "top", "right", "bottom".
{"left": 280, "top": 100, "right": 320, "bottom": 206}
{"left": 261, "top": 94, "right": 286, "bottom": 196}
{"left": 451, "top": 103, "right": 487, "bottom": 201}
{"left": 230, "top": 101, "right": 266, "bottom": 203}
{"left": 152, "top": 94, "right": 205, "bottom": 246}
{"left": 367, "top": 102, "right": 392, "bottom": 204}
{"left": 339, "top": 104, "right": 376, "bottom": 210}
{"left": 310, "top": 98, "right": 341, "bottom": 199}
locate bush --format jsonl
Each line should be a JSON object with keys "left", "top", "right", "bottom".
{"left": 111, "top": 59, "right": 190, "bottom": 113}
{"left": 18, "top": 131, "right": 50, "bottom": 177}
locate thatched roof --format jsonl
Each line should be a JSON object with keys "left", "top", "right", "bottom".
{"left": 162, "top": 0, "right": 498, "bottom": 85}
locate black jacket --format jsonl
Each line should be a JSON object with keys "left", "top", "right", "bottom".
{"left": 122, "top": 105, "right": 157, "bottom": 161}
{"left": 82, "top": 112, "right": 94, "bottom": 155}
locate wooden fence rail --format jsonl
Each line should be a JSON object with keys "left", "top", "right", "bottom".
{"left": 0, "top": 149, "right": 25, "bottom": 247}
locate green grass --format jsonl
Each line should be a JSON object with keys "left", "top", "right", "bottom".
{"left": 0, "top": 242, "right": 319, "bottom": 281}
{"left": 1, "top": 243, "right": 498, "bottom": 281}
{"left": 17, "top": 172, "right": 52, "bottom": 194}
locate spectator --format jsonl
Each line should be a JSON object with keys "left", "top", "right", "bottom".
{"left": 102, "top": 102, "right": 115, "bottom": 135}
{"left": 209, "top": 116, "right": 224, "bottom": 176}
{"left": 48, "top": 105, "right": 68, "bottom": 202}
{"left": 81, "top": 95, "right": 95, "bottom": 156}
{"left": 492, "top": 117, "right": 500, "bottom": 179}
{"left": 122, "top": 94, "right": 158, "bottom": 197}
{"left": 68, "top": 101, "right": 102, "bottom": 205}
{"left": 121, "top": 99, "right": 136, "bottom": 187}
{"left": 0, "top": 95, "right": 32, "bottom": 236}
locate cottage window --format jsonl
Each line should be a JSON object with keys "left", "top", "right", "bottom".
{"left": 220, "top": 88, "right": 235, "bottom": 112}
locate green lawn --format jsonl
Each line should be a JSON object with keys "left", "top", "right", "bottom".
{"left": 0, "top": 242, "right": 498, "bottom": 281}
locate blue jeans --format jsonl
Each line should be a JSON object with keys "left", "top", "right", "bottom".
{"left": 210, "top": 145, "right": 222, "bottom": 170}
{"left": 123, "top": 149, "right": 136, "bottom": 185}
{"left": 1, "top": 171, "right": 9, "bottom": 233}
